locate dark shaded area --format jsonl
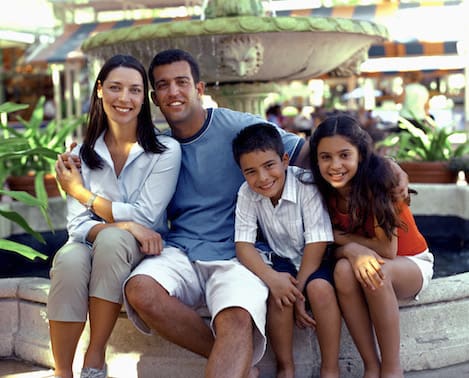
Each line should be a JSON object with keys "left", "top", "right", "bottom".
{"left": 413, "top": 215, "right": 468, "bottom": 278}
{"left": 0, "top": 215, "right": 468, "bottom": 279}
{"left": 0, "top": 230, "right": 68, "bottom": 278}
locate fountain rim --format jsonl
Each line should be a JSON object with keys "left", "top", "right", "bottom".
{"left": 81, "top": 15, "right": 389, "bottom": 53}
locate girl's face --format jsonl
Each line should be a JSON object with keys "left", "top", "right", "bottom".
{"left": 239, "top": 149, "right": 289, "bottom": 206}
{"left": 316, "top": 135, "right": 360, "bottom": 193}
{"left": 98, "top": 66, "right": 144, "bottom": 127}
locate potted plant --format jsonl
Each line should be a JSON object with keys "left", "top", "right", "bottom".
{"left": 0, "top": 96, "right": 83, "bottom": 197}
{"left": 378, "top": 116, "right": 469, "bottom": 183}
{"left": 0, "top": 101, "right": 54, "bottom": 261}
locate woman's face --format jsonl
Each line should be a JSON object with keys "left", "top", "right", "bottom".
{"left": 98, "top": 66, "right": 145, "bottom": 127}
{"left": 316, "top": 135, "right": 360, "bottom": 193}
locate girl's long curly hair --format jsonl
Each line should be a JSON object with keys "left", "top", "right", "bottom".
{"left": 309, "top": 114, "right": 403, "bottom": 240}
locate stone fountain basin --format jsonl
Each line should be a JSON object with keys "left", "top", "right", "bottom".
{"left": 82, "top": 16, "right": 388, "bottom": 83}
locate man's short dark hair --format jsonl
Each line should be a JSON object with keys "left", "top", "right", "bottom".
{"left": 148, "top": 49, "right": 201, "bottom": 89}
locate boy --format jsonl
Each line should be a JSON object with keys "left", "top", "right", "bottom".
{"left": 232, "top": 123, "right": 341, "bottom": 378}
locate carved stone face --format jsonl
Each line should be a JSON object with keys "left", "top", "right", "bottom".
{"left": 218, "top": 35, "right": 264, "bottom": 77}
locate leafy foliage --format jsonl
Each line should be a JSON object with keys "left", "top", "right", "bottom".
{"left": 378, "top": 116, "right": 469, "bottom": 162}
{"left": 0, "top": 99, "right": 80, "bottom": 260}
{"left": 0, "top": 96, "right": 83, "bottom": 179}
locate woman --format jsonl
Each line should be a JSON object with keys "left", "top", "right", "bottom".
{"left": 48, "top": 54, "right": 181, "bottom": 378}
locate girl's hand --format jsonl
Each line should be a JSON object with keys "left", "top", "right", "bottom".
{"left": 268, "top": 272, "right": 304, "bottom": 311}
{"left": 339, "top": 242, "right": 385, "bottom": 290}
{"left": 294, "top": 300, "right": 316, "bottom": 329}
{"left": 125, "top": 222, "right": 164, "bottom": 255}
{"left": 353, "top": 253, "right": 385, "bottom": 290}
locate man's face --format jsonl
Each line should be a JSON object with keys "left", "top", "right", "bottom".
{"left": 150, "top": 60, "right": 204, "bottom": 126}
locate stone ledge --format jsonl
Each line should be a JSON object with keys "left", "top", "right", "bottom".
{"left": 1, "top": 273, "right": 468, "bottom": 377}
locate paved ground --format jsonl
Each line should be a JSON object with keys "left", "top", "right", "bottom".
{"left": 1, "top": 358, "right": 469, "bottom": 378}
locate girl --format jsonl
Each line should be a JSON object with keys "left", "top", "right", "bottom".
{"left": 48, "top": 54, "right": 181, "bottom": 378}
{"left": 309, "top": 114, "right": 434, "bottom": 378}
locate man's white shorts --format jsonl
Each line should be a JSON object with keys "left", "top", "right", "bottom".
{"left": 123, "top": 246, "right": 269, "bottom": 365}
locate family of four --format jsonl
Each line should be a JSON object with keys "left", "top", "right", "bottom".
{"left": 49, "top": 49, "right": 434, "bottom": 378}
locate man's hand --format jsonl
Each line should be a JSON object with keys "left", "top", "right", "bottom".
{"left": 388, "top": 158, "right": 409, "bottom": 201}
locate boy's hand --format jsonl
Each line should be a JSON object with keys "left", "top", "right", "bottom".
{"left": 268, "top": 272, "right": 304, "bottom": 311}
{"left": 294, "top": 300, "right": 316, "bottom": 329}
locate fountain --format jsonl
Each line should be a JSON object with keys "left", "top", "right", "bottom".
{"left": 81, "top": 0, "right": 388, "bottom": 115}
{"left": 1, "top": 2, "right": 467, "bottom": 377}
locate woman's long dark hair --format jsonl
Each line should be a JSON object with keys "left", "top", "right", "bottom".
{"left": 81, "top": 54, "right": 166, "bottom": 169}
{"left": 309, "top": 114, "right": 402, "bottom": 240}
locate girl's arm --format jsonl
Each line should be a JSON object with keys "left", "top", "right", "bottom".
{"left": 333, "top": 217, "right": 398, "bottom": 260}
{"left": 334, "top": 242, "right": 386, "bottom": 291}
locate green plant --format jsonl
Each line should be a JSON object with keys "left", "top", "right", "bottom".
{"left": 0, "top": 188, "right": 49, "bottom": 260}
{"left": 0, "top": 96, "right": 83, "bottom": 180}
{"left": 378, "top": 116, "right": 469, "bottom": 162}
{"left": 0, "top": 101, "right": 55, "bottom": 260}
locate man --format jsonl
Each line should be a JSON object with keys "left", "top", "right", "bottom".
{"left": 123, "top": 49, "right": 307, "bottom": 378}
{"left": 123, "top": 49, "right": 408, "bottom": 378}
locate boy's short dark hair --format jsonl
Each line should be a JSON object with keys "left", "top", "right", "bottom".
{"left": 148, "top": 49, "right": 201, "bottom": 89}
{"left": 232, "top": 123, "right": 285, "bottom": 166}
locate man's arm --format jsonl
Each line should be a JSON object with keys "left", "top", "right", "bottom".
{"left": 292, "top": 140, "right": 311, "bottom": 169}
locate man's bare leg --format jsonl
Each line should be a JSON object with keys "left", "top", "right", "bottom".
{"left": 206, "top": 307, "right": 256, "bottom": 378}
{"left": 125, "top": 275, "right": 214, "bottom": 357}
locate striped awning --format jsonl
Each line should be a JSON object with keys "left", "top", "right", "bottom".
{"left": 27, "top": 1, "right": 464, "bottom": 64}
{"left": 26, "top": 16, "right": 196, "bottom": 63}
{"left": 369, "top": 40, "right": 459, "bottom": 58}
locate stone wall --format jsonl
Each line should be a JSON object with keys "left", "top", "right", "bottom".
{"left": 1, "top": 273, "right": 469, "bottom": 378}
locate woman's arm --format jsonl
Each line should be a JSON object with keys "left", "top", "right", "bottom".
{"left": 86, "top": 221, "right": 164, "bottom": 255}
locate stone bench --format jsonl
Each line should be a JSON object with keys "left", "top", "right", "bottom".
{"left": 1, "top": 273, "right": 469, "bottom": 377}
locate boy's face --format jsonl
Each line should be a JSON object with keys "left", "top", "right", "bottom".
{"left": 239, "top": 149, "right": 289, "bottom": 205}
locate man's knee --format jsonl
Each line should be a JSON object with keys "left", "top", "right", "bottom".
{"left": 214, "top": 307, "right": 252, "bottom": 335}
{"left": 125, "top": 275, "right": 166, "bottom": 312}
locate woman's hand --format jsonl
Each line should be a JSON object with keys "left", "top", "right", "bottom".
{"left": 125, "top": 222, "right": 164, "bottom": 255}
{"left": 55, "top": 154, "right": 84, "bottom": 198}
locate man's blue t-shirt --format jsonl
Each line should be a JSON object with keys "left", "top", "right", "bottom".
{"left": 166, "top": 107, "right": 304, "bottom": 261}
